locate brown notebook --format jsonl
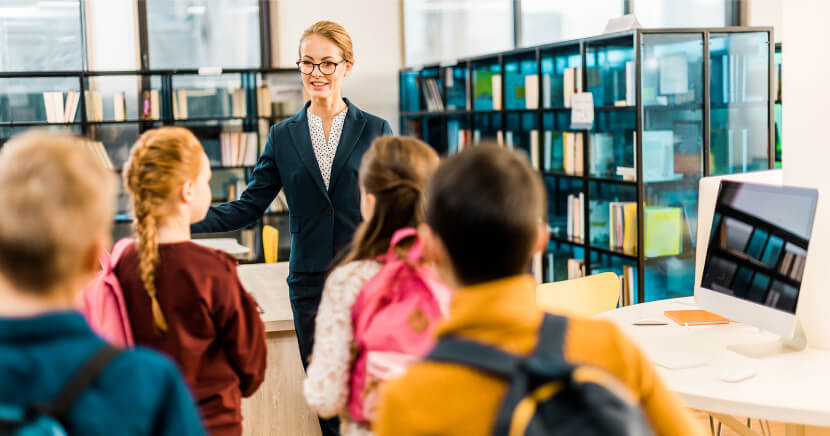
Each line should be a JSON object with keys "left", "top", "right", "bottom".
{"left": 664, "top": 310, "right": 729, "bottom": 326}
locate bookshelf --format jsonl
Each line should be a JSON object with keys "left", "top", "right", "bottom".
{"left": 399, "top": 27, "right": 774, "bottom": 303}
{"left": 0, "top": 67, "right": 300, "bottom": 262}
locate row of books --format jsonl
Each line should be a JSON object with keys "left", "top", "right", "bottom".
{"left": 608, "top": 202, "right": 637, "bottom": 255}
{"left": 620, "top": 265, "right": 636, "bottom": 306}
{"left": 85, "top": 140, "right": 114, "bottom": 170}
{"left": 419, "top": 77, "right": 445, "bottom": 112}
{"left": 711, "top": 54, "right": 767, "bottom": 105}
{"left": 266, "top": 189, "right": 289, "bottom": 214}
{"left": 567, "top": 192, "right": 585, "bottom": 242}
{"left": 43, "top": 91, "right": 81, "bottom": 123}
{"left": 173, "top": 88, "right": 246, "bottom": 120}
{"left": 780, "top": 250, "right": 806, "bottom": 282}
{"left": 568, "top": 259, "right": 586, "bottom": 279}
{"left": 224, "top": 179, "right": 249, "bottom": 202}
{"left": 541, "top": 252, "right": 586, "bottom": 282}
{"left": 219, "top": 132, "right": 259, "bottom": 167}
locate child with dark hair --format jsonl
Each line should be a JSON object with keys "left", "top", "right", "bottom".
{"left": 374, "top": 145, "right": 703, "bottom": 436}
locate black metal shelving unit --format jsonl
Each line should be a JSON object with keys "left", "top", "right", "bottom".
{"left": 399, "top": 27, "right": 775, "bottom": 303}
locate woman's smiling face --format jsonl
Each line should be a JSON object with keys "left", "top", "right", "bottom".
{"left": 299, "top": 33, "right": 352, "bottom": 101}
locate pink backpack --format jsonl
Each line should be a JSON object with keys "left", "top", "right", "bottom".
{"left": 348, "top": 228, "right": 451, "bottom": 423}
{"left": 77, "top": 238, "right": 135, "bottom": 347}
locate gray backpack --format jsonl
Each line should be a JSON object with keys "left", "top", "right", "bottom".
{"left": 427, "top": 314, "right": 655, "bottom": 436}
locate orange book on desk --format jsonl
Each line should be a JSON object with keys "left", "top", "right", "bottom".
{"left": 664, "top": 310, "right": 729, "bottom": 326}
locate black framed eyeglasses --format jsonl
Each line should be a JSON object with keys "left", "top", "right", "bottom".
{"left": 296, "top": 59, "right": 347, "bottom": 75}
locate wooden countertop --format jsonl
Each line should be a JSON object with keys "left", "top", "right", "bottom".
{"left": 237, "top": 263, "right": 294, "bottom": 333}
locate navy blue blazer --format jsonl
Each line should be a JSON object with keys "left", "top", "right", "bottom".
{"left": 192, "top": 98, "right": 392, "bottom": 274}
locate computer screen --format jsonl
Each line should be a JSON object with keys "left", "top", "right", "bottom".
{"left": 700, "top": 181, "right": 818, "bottom": 314}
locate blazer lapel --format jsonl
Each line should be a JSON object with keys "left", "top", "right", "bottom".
{"left": 287, "top": 106, "right": 329, "bottom": 199}
{"left": 329, "top": 99, "right": 367, "bottom": 192}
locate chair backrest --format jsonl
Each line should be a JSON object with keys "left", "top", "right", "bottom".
{"left": 263, "top": 225, "right": 279, "bottom": 264}
{"left": 536, "top": 272, "right": 621, "bottom": 318}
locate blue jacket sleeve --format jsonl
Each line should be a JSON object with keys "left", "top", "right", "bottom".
{"left": 192, "top": 127, "right": 283, "bottom": 234}
{"left": 152, "top": 361, "right": 207, "bottom": 436}
{"left": 382, "top": 120, "right": 393, "bottom": 136}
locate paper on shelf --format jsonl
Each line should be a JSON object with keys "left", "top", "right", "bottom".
{"left": 570, "top": 92, "right": 594, "bottom": 130}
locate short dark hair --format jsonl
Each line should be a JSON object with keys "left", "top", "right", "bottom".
{"left": 426, "top": 144, "right": 546, "bottom": 286}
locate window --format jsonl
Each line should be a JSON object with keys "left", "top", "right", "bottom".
{"left": 404, "top": 0, "right": 513, "bottom": 66}
{"left": 520, "top": 0, "right": 623, "bottom": 47}
{"left": 85, "top": 0, "right": 139, "bottom": 70}
{"left": 0, "top": 0, "right": 84, "bottom": 71}
{"left": 633, "top": 0, "right": 736, "bottom": 28}
{"left": 146, "top": 0, "right": 261, "bottom": 69}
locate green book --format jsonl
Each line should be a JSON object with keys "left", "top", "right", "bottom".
{"left": 645, "top": 206, "right": 682, "bottom": 258}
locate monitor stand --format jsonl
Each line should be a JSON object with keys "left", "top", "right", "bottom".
{"left": 726, "top": 320, "right": 807, "bottom": 359}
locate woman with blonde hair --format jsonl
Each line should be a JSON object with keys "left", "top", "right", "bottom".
{"left": 192, "top": 21, "right": 393, "bottom": 436}
{"left": 117, "top": 126, "right": 267, "bottom": 436}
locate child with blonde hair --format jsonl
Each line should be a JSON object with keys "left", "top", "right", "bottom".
{"left": 116, "top": 127, "right": 267, "bottom": 436}
{"left": 0, "top": 130, "right": 205, "bottom": 435}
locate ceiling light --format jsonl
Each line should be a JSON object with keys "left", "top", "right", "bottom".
{"left": 186, "top": 5, "right": 207, "bottom": 15}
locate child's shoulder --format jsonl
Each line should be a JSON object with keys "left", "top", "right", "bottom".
{"left": 175, "top": 241, "right": 238, "bottom": 272}
{"left": 328, "top": 260, "right": 383, "bottom": 283}
{"left": 101, "top": 346, "right": 186, "bottom": 394}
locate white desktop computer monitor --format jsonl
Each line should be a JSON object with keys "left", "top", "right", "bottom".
{"left": 695, "top": 170, "right": 783, "bottom": 291}
{"left": 696, "top": 178, "right": 818, "bottom": 351}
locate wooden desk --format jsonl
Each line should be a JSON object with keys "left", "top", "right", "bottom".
{"left": 237, "top": 263, "right": 322, "bottom": 436}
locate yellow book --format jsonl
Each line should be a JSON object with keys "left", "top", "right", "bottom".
{"left": 645, "top": 206, "right": 682, "bottom": 258}
{"left": 622, "top": 203, "right": 637, "bottom": 255}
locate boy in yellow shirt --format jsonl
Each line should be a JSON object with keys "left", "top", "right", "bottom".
{"left": 373, "top": 145, "right": 703, "bottom": 436}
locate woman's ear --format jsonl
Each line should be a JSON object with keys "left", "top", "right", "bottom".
{"left": 181, "top": 179, "right": 195, "bottom": 203}
{"left": 343, "top": 61, "right": 353, "bottom": 78}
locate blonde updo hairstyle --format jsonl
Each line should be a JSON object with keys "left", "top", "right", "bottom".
{"left": 123, "top": 126, "right": 204, "bottom": 334}
{"left": 299, "top": 20, "right": 355, "bottom": 65}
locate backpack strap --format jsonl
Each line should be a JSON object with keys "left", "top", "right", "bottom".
{"left": 106, "top": 238, "right": 135, "bottom": 271}
{"left": 31, "top": 345, "right": 123, "bottom": 424}
{"left": 385, "top": 228, "right": 422, "bottom": 264}
{"left": 491, "top": 314, "right": 573, "bottom": 436}
{"left": 426, "top": 336, "right": 522, "bottom": 378}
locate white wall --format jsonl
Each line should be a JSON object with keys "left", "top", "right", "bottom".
{"left": 781, "top": 0, "right": 830, "bottom": 349}
{"left": 275, "top": 0, "right": 402, "bottom": 133}
{"left": 747, "top": 0, "right": 782, "bottom": 43}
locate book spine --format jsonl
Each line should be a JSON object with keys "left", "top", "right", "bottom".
{"left": 525, "top": 74, "right": 539, "bottom": 110}
{"left": 530, "top": 129, "right": 540, "bottom": 170}
{"left": 492, "top": 74, "right": 502, "bottom": 111}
